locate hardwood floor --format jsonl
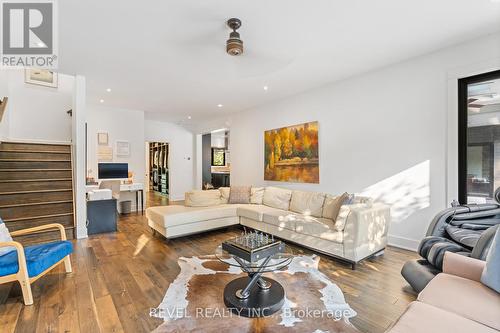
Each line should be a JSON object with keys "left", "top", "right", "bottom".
{"left": 0, "top": 192, "right": 418, "bottom": 333}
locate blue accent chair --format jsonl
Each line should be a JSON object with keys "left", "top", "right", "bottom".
{"left": 0, "top": 223, "right": 73, "bottom": 305}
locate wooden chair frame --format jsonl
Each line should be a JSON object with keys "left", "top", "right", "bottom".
{"left": 0, "top": 223, "right": 72, "bottom": 305}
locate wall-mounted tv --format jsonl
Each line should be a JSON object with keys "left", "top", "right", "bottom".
{"left": 98, "top": 163, "right": 128, "bottom": 179}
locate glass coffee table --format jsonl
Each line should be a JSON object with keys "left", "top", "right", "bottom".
{"left": 215, "top": 231, "right": 294, "bottom": 317}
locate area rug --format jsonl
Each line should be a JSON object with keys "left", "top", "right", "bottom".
{"left": 151, "top": 255, "right": 360, "bottom": 333}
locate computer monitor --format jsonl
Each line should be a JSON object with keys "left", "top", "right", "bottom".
{"left": 98, "top": 163, "right": 128, "bottom": 179}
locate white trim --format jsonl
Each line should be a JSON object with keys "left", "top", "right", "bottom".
{"left": 387, "top": 234, "right": 419, "bottom": 252}
{"left": 446, "top": 58, "right": 500, "bottom": 204}
{"left": 73, "top": 75, "right": 88, "bottom": 239}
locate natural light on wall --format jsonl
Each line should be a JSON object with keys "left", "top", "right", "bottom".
{"left": 360, "top": 160, "right": 430, "bottom": 225}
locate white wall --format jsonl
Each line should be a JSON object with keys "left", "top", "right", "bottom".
{"left": 86, "top": 105, "right": 146, "bottom": 211}
{"left": 86, "top": 107, "right": 194, "bottom": 204}
{"left": 3, "top": 69, "right": 73, "bottom": 143}
{"left": 145, "top": 120, "right": 194, "bottom": 201}
{"left": 0, "top": 71, "right": 9, "bottom": 140}
{"left": 197, "top": 33, "right": 500, "bottom": 250}
{"left": 211, "top": 130, "right": 226, "bottom": 148}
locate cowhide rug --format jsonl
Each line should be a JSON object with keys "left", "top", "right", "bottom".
{"left": 151, "top": 255, "right": 360, "bottom": 333}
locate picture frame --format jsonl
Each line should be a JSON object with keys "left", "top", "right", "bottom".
{"left": 264, "top": 121, "right": 319, "bottom": 183}
{"left": 116, "top": 140, "right": 130, "bottom": 157}
{"left": 97, "top": 146, "right": 113, "bottom": 161}
{"left": 24, "top": 69, "right": 58, "bottom": 88}
{"left": 97, "top": 132, "right": 108, "bottom": 145}
{"left": 211, "top": 148, "right": 226, "bottom": 166}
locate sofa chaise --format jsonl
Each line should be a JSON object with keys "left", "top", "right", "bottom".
{"left": 146, "top": 186, "right": 390, "bottom": 268}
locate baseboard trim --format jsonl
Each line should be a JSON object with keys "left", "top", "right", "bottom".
{"left": 387, "top": 234, "right": 419, "bottom": 252}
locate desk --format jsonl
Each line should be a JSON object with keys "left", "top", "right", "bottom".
{"left": 120, "top": 183, "right": 144, "bottom": 215}
{"left": 86, "top": 183, "right": 144, "bottom": 214}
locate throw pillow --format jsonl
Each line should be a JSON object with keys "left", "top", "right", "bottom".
{"left": 228, "top": 186, "right": 251, "bottom": 204}
{"left": 344, "top": 193, "right": 356, "bottom": 205}
{"left": 185, "top": 190, "right": 222, "bottom": 207}
{"left": 219, "top": 187, "right": 230, "bottom": 204}
{"left": 351, "top": 195, "right": 373, "bottom": 205}
{"left": 481, "top": 227, "right": 500, "bottom": 293}
{"left": 322, "top": 192, "right": 349, "bottom": 221}
{"left": 0, "top": 218, "right": 15, "bottom": 256}
{"left": 250, "top": 187, "right": 265, "bottom": 204}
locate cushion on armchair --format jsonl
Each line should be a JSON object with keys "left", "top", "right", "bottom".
{"left": 0, "top": 240, "right": 73, "bottom": 277}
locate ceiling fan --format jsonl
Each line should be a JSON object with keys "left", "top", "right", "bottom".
{"left": 226, "top": 18, "right": 243, "bottom": 56}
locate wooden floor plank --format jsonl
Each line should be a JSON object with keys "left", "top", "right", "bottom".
{"left": 95, "top": 295, "right": 124, "bottom": 333}
{"left": 0, "top": 300, "right": 22, "bottom": 333}
{"left": 0, "top": 191, "right": 418, "bottom": 333}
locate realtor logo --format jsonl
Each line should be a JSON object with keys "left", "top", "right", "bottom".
{"left": 1, "top": 0, "right": 58, "bottom": 68}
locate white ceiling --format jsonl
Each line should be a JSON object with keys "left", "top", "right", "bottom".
{"left": 58, "top": 0, "right": 500, "bottom": 125}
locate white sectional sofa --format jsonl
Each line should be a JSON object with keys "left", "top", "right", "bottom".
{"left": 146, "top": 186, "right": 390, "bottom": 268}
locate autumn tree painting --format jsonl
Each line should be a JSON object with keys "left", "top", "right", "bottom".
{"left": 264, "top": 121, "right": 319, "bottom": 183}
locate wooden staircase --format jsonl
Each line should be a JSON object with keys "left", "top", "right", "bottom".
{"left": 0, "top": 141, "right": 75, "bottom": 244}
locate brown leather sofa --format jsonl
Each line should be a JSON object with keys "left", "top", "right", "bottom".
{"left": 387, "top": 252, "right": 500, "bottom": 333}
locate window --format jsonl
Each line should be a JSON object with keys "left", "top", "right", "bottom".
{"left": 211, "top": 148, "right": 225, "bottom": 166}
{"left": 458, "top": 70, "right": 500, "bottom": 204}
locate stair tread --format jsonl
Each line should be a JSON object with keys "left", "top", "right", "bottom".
{"left": 0, "top": 188, "right": 73, "bottom": 195}
{"left": 4, "top": 212, "right": 73, "bottom": 222}
{"left": 0, "top": 178, "right": 72, "bottom": 183}
{"left": 0, "top": 169, "right": 72, "bottom": 171}
{"left": 0, "top": 200, "right": 73, "bottom": 208}
{"left": 0, "top": 141, "right": 70, "bottom": 146}
{"left": 0, "top": 159, "right": 71, "bottom": 162}
{"left": 0, "top": 149, "right": 70, "bottom": 153}
{"left": 0, "top": 141, "right": 75, "bottom": 239}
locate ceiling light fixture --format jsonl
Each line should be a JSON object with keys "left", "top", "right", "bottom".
{"left": 263, "top": 85, "right": 269, "bottom": 91}
{"left": 106, "top": 88, "right": 111, "bottom": 92}
{"left": 218, "top": 104, "right": 223, "bottom": 108}
{"left": 188, "top": 116, "right": 192, "bottom": 119}
{"left": 99, "top": 99, "right": 104, "bottom": 103}
{"left": 226, "top": 18, "right": 243, "bottom": 56}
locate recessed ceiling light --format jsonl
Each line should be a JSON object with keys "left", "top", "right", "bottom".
{"left": 263, "top": 85, "right": 268, "bottom": 91}
{"left": 99, "top": 99, "right": 104, "bottom": 103}
{"left": 217, "top": 104, "right": 223, "bottom": 108}
{"left": 188, "top": 116, "right": 192, "bottom": 119}
{"left": 106, "top": 88, "right": 111, "bottom": 92}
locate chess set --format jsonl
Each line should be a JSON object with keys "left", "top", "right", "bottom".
{"left": 222, "top": 230, "right": 285, "bottom": 262}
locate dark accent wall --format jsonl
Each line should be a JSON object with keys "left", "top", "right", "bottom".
{"left": 202, "top": 134, "right": 212, "bottom": 187}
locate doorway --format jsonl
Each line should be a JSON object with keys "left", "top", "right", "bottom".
{"left": 201, "top": 130, "right": 230, "bottom": 189}
{"left": 146, "top": 142, "right": 170, "bottom": 205}
{"left": 458, "top": 70, "right": 500, "bottom": 203}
